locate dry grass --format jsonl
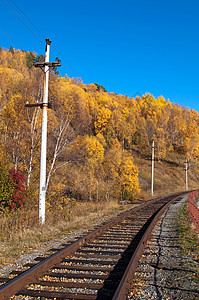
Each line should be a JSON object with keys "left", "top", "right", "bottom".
{"left": 137, "top": 153, "right": 199, "bottom": 199}
{"left": 0, "top": 200, "right": 132, "bottom": 268}
{"left": 1, "top": 150, "right": 199, "bottom": 268}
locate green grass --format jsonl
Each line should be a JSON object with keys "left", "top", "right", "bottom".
{"left": 178, "top": 201, "right": 199, "bottom": 282}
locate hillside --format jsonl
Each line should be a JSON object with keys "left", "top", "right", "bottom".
{"left": 0, "top": 46, "right": 199, "bottom": 266}
{"left": 0, "top": 46, "right": 199, "bottom": 211}
{"left": 134, "top": 148, "right": 199, "bottom": 199}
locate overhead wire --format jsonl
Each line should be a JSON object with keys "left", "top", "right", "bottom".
{"left": 0, "top": 29, "right": 22, "bottom": 49}
{"left": 10, "top": 0, "right": 79, "bottom": 77}
{"left": 1, "top": 0, "right": 45, "bottom": 47}
{"left": 9, "top": 0, "right": 45, "bottom": 39}
{"left": 1, "top": 0, "right": 80, "bottom": 78}
{"left": 51, "top": 44, "right": 80, "bottom": 77}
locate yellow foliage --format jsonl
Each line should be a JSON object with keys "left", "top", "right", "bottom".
{"left": 1, "top": 47, "right": 199, "bottom": 203}
{"left": 95, "top": 107, "right": 112, "bottom": 133}
{"left": 96, "top": 133, "right": 107, "bottom": 148}
{"left": 0, "top": 67, "right": 23, "bottom": 83}
{"left": 119, "top": 153, "right": 140, "bottom": 195}
{"left": 71, "top": 135, "right": 104, "bottom": 164}
{"left": 2, "top": 94, "right": 25, "bottom": 128}
{"left": 86, "top": 136, "right": 104, "bottom": 163}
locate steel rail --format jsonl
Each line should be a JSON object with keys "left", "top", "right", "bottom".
{"left": 0, "top": 192, "right": 187, "bottom": 300}
{"left": 112, "top": 194, "right": 185, "bottom": 300}
{"left": 0, "top": 196, "right": 165, "bottom": 300}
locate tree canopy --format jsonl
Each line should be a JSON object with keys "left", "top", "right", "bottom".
{"left": 0, "top": 47, "right": 199, "bottom": 207}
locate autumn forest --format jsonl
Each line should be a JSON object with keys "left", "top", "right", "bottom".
{"left": 0, "top": 47, "right": 199, "bottom": 212}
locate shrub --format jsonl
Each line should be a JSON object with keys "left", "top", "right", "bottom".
{"left": 0, "top": 164, "right": 14, "bottom": 211}
{"left": 10, "top": 169, "right": 27, "bottom": 210}
{"left": 0, "top": 165, "right": 27, "bottom": 212}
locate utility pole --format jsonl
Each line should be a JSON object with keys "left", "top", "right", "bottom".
{"left": 38, "top": 39, "right": 50, "bottom": 224}
{"left": 25, "top": 38, "right": 61, "bottom": 224}
{"left": 185, "top": 157, "right": 189, "bottom": 191}
{"left": 151, "top": 140, "right": 154, "bottom": 196}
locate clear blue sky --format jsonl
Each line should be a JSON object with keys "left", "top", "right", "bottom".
{"left": 0, "top": 0, "right": 199, "bottom": 110}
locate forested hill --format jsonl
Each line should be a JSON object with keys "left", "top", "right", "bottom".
{"left": 0, "top": 47, "right": 199, "bottom": 207}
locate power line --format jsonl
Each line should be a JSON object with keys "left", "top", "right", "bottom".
{"left": 1, "top": 0, "right": 81, "bottom": 78}
{"left": 1, "top": 0, "right": 45, "bottom": 47}
{"left": 51, "top": 44, "right": 80, "bottom": 77}
{"left": 9, "top": 0, "right": 45, "bottom": 39}
{"left": 0, "top": 29, "right": 22, "bottom": 49}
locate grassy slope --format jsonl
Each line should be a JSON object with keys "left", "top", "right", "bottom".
{"left": 0, "top": 149, "right": 199, "bottom": 268}
{"left": 177, "top": 201, "right": 199, "bottom": 284}
{"left": 135, "top": 149, "right": 199, "bottom": 199}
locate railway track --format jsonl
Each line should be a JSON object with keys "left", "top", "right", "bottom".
{"left": 0, "top": 192, "right": 186, "bottom": 300}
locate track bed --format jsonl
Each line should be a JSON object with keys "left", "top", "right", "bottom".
{"left": 0, "top": 193, "right": 186, "bottom": 299}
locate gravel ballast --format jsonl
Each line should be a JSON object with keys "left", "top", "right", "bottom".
{"left": 128, "top": 195, "right": 199, "bottom": 299}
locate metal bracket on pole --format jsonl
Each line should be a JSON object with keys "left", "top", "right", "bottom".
{"left": 25, "top": 102, "right": 52, "bottom": 109}
{"left": 33, "top": 61, "right": 61, "bottom": 73}
{"left": 33, "top": 61, "right": 61, "bottom": 68}
{"left": 33, "top": 38, "right": 60, "bottom": 73}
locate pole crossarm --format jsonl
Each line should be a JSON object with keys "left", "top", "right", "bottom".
{"left": 33, "top": 61, "right": 61, "bottom": 68}
{"left": 25, "top": 102, "right": 52, "bottom": 109}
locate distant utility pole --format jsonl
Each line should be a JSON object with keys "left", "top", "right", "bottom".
{"left": 151, "top": 140, "right": 155, "bottom": 196}
{"left": 185, "top": 157, "right": 189, "bottom": 191}
{"left": 26, "top": 38, "right": 61, "bottom": 224}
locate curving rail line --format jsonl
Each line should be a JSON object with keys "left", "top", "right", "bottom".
{"left": 0, "top": 192, "right": 187, "bottom": 300}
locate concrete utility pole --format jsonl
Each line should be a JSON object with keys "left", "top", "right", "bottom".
{"left": 26, "top": 38, "right": 61, "bottom": 224}
{"left": 185, "top": 157, "right": 189, "bottom": 191}
{"left": 38, "top": 39, "right": 51, "bottom": 224}
{"left": 151, "top": 140, "right": 155, "bottom": 196}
